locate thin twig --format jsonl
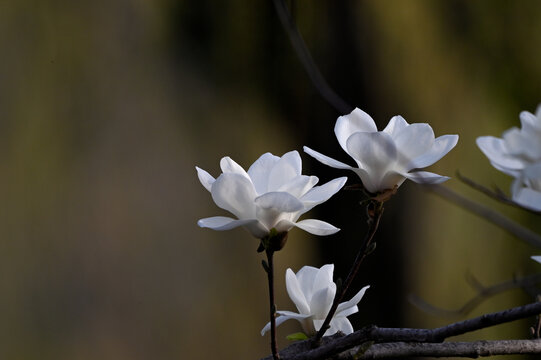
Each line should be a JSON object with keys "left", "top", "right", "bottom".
{"left": 315, "top": 201, "right": 384, "bottom": 343}
{"left": 457, "top": 171, "right": 541, "bottom": 215}
{"left": 266, "top": 249, "right": 281, "bottom": 360}
{"left": 425, "top": 184, "right": 541, "bottom": 248}
{"left": 409, "top": 271, "right": 541, "bottom": 318}
{"left": 272, "top": 0, "right": 353, "bottom": 114}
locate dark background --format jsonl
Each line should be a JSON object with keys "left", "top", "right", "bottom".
{"left": 1, "top": 1, "right": 541, "bottom": 358}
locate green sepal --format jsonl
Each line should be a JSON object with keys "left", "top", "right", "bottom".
{"left": 286, "top": 332, "right": 309, "bottom": 341}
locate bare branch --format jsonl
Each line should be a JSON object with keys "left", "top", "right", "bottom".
{"left": 409, "top": 271, "right": 541, "bottom": 318}
{"left": 425, "top": 184, "right": 541, "bottom": 248}
{"left": 261, "top": 301, "right": 541, "bottom": 360}
{"left": 457, "top": 171, "right": 541, "bottom": 215}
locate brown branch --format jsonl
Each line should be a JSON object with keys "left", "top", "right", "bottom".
{"left": 261, "top": 301, "right": 541, "bottom": 360}
{"left": 425, "top": 184, "right": 541, "bottom": 248}
{"left": 315, "top": 201, "right": 384, "bottom": 343}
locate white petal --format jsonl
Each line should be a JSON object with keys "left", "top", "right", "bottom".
{"left": 476, "top": 136, "right": 527, "bottom": 171}
{"left": 261, "top": 311, "right": 311, "bottom": 336}
{"left": 277, "top": 175, "right": 319, "bottom": 198}
{"left": 334, "top": 108, "right": 377, "bottom": 154}
{"left": 346, "top": 132, "right": 397, "bottom": 191}
{"left": 247, "top": 152, "right": 280, "bottom": 194}
{"left": 220, "top": 156, "right": 249, "bottom": 178}
{"left": 328, "top": 317, "right": 354, "bottom": 335}
{"left": 197, "top": 216, "right": 258, "bottom": 230}
{"left": 393, "top": 123, "right": 435, "bottom": 165}
{"left": 309, "top": 285, "right": 336, "bottom": 319}
{"left": 403, "top": 171, "right": 450, "bottom": 185}
{"left": 301, "top": 177, "right": 347, "bottom": 211}
{"left": 311, "top": 264, "right": 335, "bottom": 297}
{"left": 286, "top": 268, "right": 310, "bottom": 314}
{"left": 255, "top": 192, "right": 304, "bottom": 213}
{"left": 336, "top": 285, "right": 370, "bottom": 315}
{"left": 211, "top": 173, "right": 257, "bottom": 219}
{"left": 267, "top": 151, "right": 302, "bottom": 191}
{"left": 283, "top": 219, "right": 340, "bottom": 236}
{"left": 196, "top": 166, "right": 215, "bottom": 192}
{"left": 502, "top": 127, "right": 541, "bottom": 160}
{"left": 295, "top": 266, "right": 320, "bottom": 301}
{"left": 520, "top": 110, "right": 541, "bottom": 134}
{"left": 382, "top": 115, "right": 409, "bottom": 137}
{"left": 512, "top": 187, "right": 541, "bottom": 211}
{"left": 303, "top": 146, "right": 354, "bottom": 170}
{"left": 531, "top": 256, "right": 541, "bottom": 264}
{"left": 407, "top": 134, "right": 459, "bottom": 170}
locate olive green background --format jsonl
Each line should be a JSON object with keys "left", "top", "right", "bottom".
{"left": 1, "top": 1, "right": 541, "bottom": 359}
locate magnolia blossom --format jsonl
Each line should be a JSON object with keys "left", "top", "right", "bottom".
{"left": 477, "top": 105, "right": 541, "bottom": 211}
{"left": 304, "top": 108, "right": 458, "bottom": 194}
{"left": 532, "top": 256, "right": 541, "bottom": 264}
{"left": 261, "top": 264, "right": 369, "bottom": 337}
{"left": 196, "top": 151, "right": 347, "bottom": 239}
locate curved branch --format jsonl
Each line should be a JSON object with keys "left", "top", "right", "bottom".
{"left": 409, "top": 272, "right": 541, "bottom": 318}
{"left": 272, "top": 0, "right": 353, "bottom": 114}
{"left": 425, "top": 184, "right": 541, "bottom": 248}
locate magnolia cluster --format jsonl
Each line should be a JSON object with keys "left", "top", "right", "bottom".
{"left": 196, "top": 108, "right": 458, "bottom": 337}
{"left": 477, "top": 105, "right": 541, "bottom": 211}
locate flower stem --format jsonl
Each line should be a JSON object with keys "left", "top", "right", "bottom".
{"left": 314, "top": 200, "right": 384, "bottom": 344}
{"left": 266, "top": 248, "right": 281, "bottom": 360}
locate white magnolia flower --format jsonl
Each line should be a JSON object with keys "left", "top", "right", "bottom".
{"left": 261, "top": 264, "right": 369, "bottom": 337}
{"left": 196, "top": 151, "right": 347, "bottom": 239}
{"left": 477, "top": 105, "right": 541, "bottom": 211}
{"left": 511, "top": 162, "right": 541, "bottom": 211}
{"left": 532, "top": 255, "right": 541, "bottom": 264}
{"left": 304, "top": 108, "right": 458, "bottom": 194}
{"left": 477, "top": 105, "right": 541, "bottom": 177}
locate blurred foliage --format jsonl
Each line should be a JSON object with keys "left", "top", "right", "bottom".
{"left": 0, "top": 0, "right": 540, "bottom": 359}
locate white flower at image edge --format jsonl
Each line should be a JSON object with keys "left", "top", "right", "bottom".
{"left": 532, "top": 256, "right": 541, "bottom": 264}
{"left": 477, "top": 105, "right": 541, "bottom": 211}
{"left": 196, "top": 151, "right": 347, "bottom": 239}
{"left": 304, "top": 108, "right": 459, "bottom": 194}
{"left": 261, "top": 264, "right": 369, "bottom": 337}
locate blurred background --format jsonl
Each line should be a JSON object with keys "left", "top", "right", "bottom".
{"left": 1, "top": 0, "right": 541, "bottom": 359}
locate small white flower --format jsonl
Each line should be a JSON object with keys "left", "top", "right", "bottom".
{"left": 261, "top": 264, "right": 369, "bottom": 337}
{"left": 532, "top": 255, "right": 541, "bottom": 264}
{"left": 477, "top": 105, "right": 541, "bottom": 177}
{"left": 477, "top": 104, "right": 541, "bottom": 211}
{"left": 196, "top": 151, "right": 347, "bottom": 239}
{"left": 304, "top": 108, "right": 458, "bottom": 194}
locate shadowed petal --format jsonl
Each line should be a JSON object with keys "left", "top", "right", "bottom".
{"left": 286, "top": 268, "right": 310, "bottom": 314}
{"left": 477, "top": 136, "right": 527, "bottom": 171}
{"left": 334, "top": 108, "right": 377, "bottom": 154}
{"left": 382, "top": 115, "right": 409, "bottom": 137}
{"left": 220, "top": 156, "right": 249, "bottom": 178}
{"left": 403, "top": 171, "right": 450, "bottom": 185}
{"left": 277, "top": 175, "right": 319, "bottom": 198}
{"left": 513, "top": 187, "right": 541, "bottom": 211}
{"left": 301, "top": 177, "right": 347, "bottom": 211}
{"left": 336, "top": 285, "right": 370, "bottom": 315}
{"left": 304, "top": 146, "right": 354, "bottom": 170}
{"left": 407, "top": 134, "right": 459, "bottom": 170}
{"left": 196, "top": 166, "right": 215, "bottom": 192}
{"left": 211, "top": 173, "right": 257, "bottom": 219}
{"left": 277, "top": 219, "right": 340, "bottom": 236}
{"left": 247, "top": 152, "right": 280, "bottom": 194}
{"left": 197, "top": 216, "right": 259, "bottom": 231}
{"left": 328, "top": 317, "right": 354, "bottom": 335}
{"left": 309, "top": 284, "right": 335, "bottom": 319}
{"left": 261, "top": 311, "right": 311, "bottom": 336}
{"left": 268, "top": 151, "right": 302, "bottom": 191}
{"left": 393, "top": 123, "right": 435, "bottom": 164}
